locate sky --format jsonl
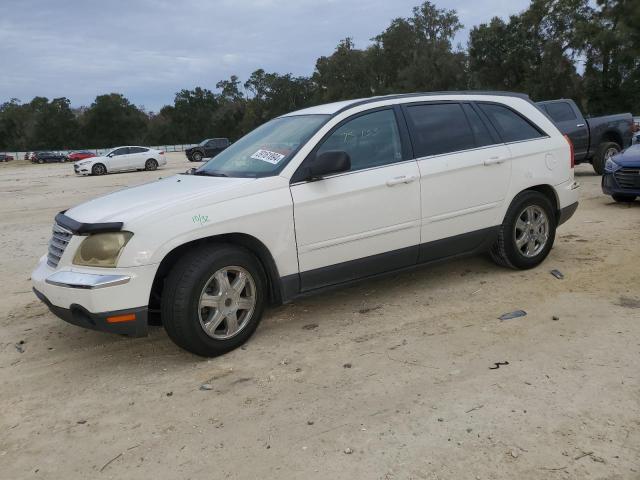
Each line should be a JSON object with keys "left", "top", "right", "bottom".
{"left": 0, "top": 0, "right": 530, "bottom": 112}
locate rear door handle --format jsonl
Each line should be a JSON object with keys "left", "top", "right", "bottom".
{"left": 576, "top": 123, "right": 585, "bottom": 127}
{"left": 386, "top": 175, "right": 418, "bottom": 186}
{"left": 484, "top": 156, "right": 507, "bottom": 166}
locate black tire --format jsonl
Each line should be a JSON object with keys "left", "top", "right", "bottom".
{"left": 37, "top": 158, "right": 44, "bottom": 164}
{"left": 612, "top": 194, "right": 636, "bottom": 203}
{"left": 192, "top": 151, "right": 203, "bottom": 162}
{"left": 91, "top": 163, "right": 106, "bottom": 176}
{"left": 490, "top": 191, "right": 557, "bottom": 270}
{"left": 145, "top": 158, "right": 158, "bottom": 171}
{"left": 593, "top": 141, "right": 620, "bottom": 175}
{"left": 161, "top": 244, "right": 267, "bottom": 357}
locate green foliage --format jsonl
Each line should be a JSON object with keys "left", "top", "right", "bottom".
{"left": 1, "top": 0, "right": 638, "bottom": 151}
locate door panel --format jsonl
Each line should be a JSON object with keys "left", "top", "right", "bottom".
{"left": 109, "top": 147, "right": 131, "bottom": 171}
{"left": 291, "top": 161, "right": 421, "bottom": 290}
{"left": 417, "top": 145, "right": 511, "bottom": 247}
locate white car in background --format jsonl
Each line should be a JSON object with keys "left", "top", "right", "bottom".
{"left": 74, "top": 146, "right": 166, "bottom": 176}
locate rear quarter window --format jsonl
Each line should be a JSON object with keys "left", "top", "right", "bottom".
{"left": 478, "top": 103, "right": 545, "bottom": 143}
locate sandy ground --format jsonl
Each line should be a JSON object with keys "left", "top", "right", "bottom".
{"left": 0, "top": 154, "right": 639, "bottom": 480}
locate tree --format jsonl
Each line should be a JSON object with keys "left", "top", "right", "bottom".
{"left": 81, "top": 93, "right": 148, "bottom": 148}
{"left": 580, "top": 0, "right": 640, "bottom": 114}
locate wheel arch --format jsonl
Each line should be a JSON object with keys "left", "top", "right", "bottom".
{"left": 519, "top": 184, "right": 559, "bottom": 221}
{"left": 148, "top": 233, "right": 284, "bottom": 318}
{"left": 599, "top": 130, "right": 623, "bottom": 148}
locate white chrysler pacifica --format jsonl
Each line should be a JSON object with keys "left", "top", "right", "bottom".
{"left": 32, "top": 92, "right": 580, "bottom": 356}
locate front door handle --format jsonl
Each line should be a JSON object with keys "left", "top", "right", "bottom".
{"left": 576, "top": 123, "right": 585, "bottom": 127}
{"left": 484, "top": 156, "right": 507, "bottom": 166}
{"left": 386, "top": 175, "right": 418, "bottom": 186}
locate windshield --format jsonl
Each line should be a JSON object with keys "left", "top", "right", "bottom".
{"left": 195, "top": 114, "right": 329, "bottom": 178}
{"left": 198, "top": 139, "right": 211, "bottom": 146}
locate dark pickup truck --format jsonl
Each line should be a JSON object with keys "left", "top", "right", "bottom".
{"left": 185, "top": 138, "right": 230, "bottom": 162}
{"left": 537, "top": 99, "right": 634, "bottom": 174}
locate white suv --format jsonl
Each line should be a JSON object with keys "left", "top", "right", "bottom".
{"left": 32, "top": 92, "right": 579, "bottom": 356}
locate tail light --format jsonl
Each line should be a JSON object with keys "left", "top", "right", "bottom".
{"left": 564, "top": 134, "right": 575, "bottom": 168}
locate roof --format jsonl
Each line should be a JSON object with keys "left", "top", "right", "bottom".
{"left": 283, "top": 91, "right": 532, "bottom": 117}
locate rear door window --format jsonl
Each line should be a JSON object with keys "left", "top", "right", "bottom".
{"left": 477, "top": 103, "right": 545, "bottom": 143}
{"left": 129, "top": 147, "right": 147, "bottom": 154}
{"left": 404, "top": 103, "right": 477, "bottom": 157}
{"left": 545, "top": 102, "right": 577, "bottom": 122}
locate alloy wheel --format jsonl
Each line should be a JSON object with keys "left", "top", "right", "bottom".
{"left": 198, "top": 266, "right": 256, "bottom": 340}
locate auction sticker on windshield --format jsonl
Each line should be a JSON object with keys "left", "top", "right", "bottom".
{"left": 250, "top": 149, "right": 286, "bottom": 165}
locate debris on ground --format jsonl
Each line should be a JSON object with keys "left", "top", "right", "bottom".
{"left": 552, "top": 316, "right": 560, "bottom": 321}
{"left": 14, "top": 340, "right": 25, "bottom": 353}
{"left": 280, "top": 358, "right": 290, "bottom": 365}
{"left": 76, "top": 420, "right": 87, "bottom": 424}
{"left": 166, "top": 392, "right": 173, "bottom": 397}
{"left": 617, "top": 296, "right": 640, "bottom": 309}
{"left": 358, "top": 306, "right": 381, "bottom": 314}
{"left": 199, "top": 384, "right": 213, "bottom": 391}
{"left": 550, "top": 269, "right": 564, "bottom": 279}
{"left": 302, "top": 323, "right": 318, "bottom": 330}
{"left": 499, "top": 310, "right": 527, "bottom": 321}
{"left": 344, "top": 447, "right": 354, "bottom": 454}
{"left": 489, "top": 361, "right": 509, "bottom": 370}
{"left": 307, "top": 420, "right": 314, "bottom": 425}
{"left": 510, "top": 449, "right": 519, "bottom": 459}
{"left": 343, "top": 363, "right": 352, "bottom": 369}
{"left": 465, "top": 405, "right": 484, "bottom": 414}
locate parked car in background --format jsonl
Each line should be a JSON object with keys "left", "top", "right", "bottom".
{"left": 24, "top": 152, "right": 36, "bottom": 161}
{"left": 602, "top": 144, "right": 640, "bottom": 202}
{"left": 185, "top": 138, "right": 230, "bottom": 162}
{"left": 537, "top": 99, "right": 633, "bottom": 175}
{"left": 632, "top": 117, "right": 640, "bottom": 145}
{"left": 74, "top": 146, "right": 166, "bottom": 175}
{"left": 32, "top": 151, "right": 68, "bottom": 163}
{"left": 67, "top": 151, "right": 96, "bottom": 162}
{"left": 32, "top": 91, "right": 579, "bottom": 357}
{"left": 0, "top": 153, "right": 14, "bottom": 162}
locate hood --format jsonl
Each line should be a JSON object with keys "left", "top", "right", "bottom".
{"left": 65, "top": 174, "right": 255, "bottom": 225}
{"left": 613, "top": 145, "right": 640, "bottom": 167}
{"left": 78, "top": 155, "right": 107, "bottom": 164}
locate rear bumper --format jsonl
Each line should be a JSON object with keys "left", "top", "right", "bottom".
{"left": 33, "top": 288, "right": 148, "bottom": 337}
{"left": 602, "top": 172, "right": 640, "bottom": 196}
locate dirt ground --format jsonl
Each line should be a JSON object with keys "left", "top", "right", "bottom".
{"left": 1, "top": 153, "right": 639, "bottom": 480}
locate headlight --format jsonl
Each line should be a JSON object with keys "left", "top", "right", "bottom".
{"left": 73, "top": 232, "right": 133, "bottom": 267}
{"left": 604, "top": 157, "right": 621, "bottom": 172}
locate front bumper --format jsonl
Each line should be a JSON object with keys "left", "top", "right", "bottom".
{"left": 74, "top": 164, "right": 91, "bottom": 175}
{"left": 31, "top": 256, "right": 157, "bottom": 337}
{"left": 602, "top": 172, "right": 640, "bottom": 196}
{"left": 33, "top": 288, "right": 148, "bottom": 337}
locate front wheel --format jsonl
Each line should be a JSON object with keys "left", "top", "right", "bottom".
{"left": 490, "top": 191, "right": 556, "bottom": 269}
{"left": 145, "top": 158, "right": 158, "bottom": 171}
{"left": 91, "top": 163, "right": 107, "bottom": 175}
{"left": 161, "top": 244, "right": 267, "bottom": 357}
{"left": 593, "top": 142, "right": 620, "bottom": 175}
{"left": 612, "top": 194, "right": 636, "bottom": 203}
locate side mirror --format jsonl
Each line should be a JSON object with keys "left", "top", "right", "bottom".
{"left": 185, "top": 167, "right": 196, "bottom": 175}
{"left": 308, "top": 151, "right": 351, "bottom": 180}
{"left": 107, "top": 153, "right": 114, "bottom": 157}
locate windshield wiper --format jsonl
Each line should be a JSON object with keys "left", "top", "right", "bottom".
{"left": 193, "top": 170, "right": 228, "bottom": 177}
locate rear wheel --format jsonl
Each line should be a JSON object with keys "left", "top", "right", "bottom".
{"left": 490, "top": 191, "right": 556, "bottom": 269}
{"left": 145, "top": 158, "right": 158, "bottom": 171}
{"left": 91, "top": 163, "right": 106, "bottom": 175}
{"left": 161, "top": 244, "right": 267, "bottom": 357}
{"left": 192, "top": 151, "right": 203, "bottom": 162}
{"left": 612, "top": 194, "right": 636, "bottom": 202}
{"left": 593, "top": 141, "right": 620, "bottom": 175}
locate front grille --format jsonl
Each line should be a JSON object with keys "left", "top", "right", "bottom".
{"left": 47, "top": 223, "right": 73, "bottom": 268}
{"left": 614, "top": 167, "right": 640, "bottom": 190}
